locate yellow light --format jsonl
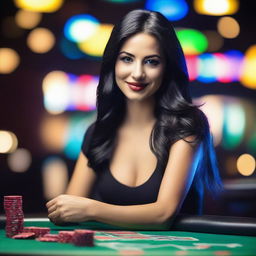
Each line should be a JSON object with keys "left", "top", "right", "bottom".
{"left": 14, "top": 0, "right": 64, "bottom": 13}
{"left": 237, "top": 154, "right": 255, "bottom": 176}
{"left": 7, "top": 148, "right": 32, "bottom": 173}
{"left": 27, "top": 28, "right": 55, "bottom": 53}
{"left": 0, "top": 48, "right": 20, "bottom": 74}
{"left": 15, "top": 9, "right": 42, "bottom": 29}
{"left": 240, "top": 45, "right": 256, "bottom": 89}
{"left": 78, "top": 24, "right": 113, "bottom": 57}
{"left": 42, "top": 157, "right": 68, "bottom": 200}
{"left": 193, "top": 0, "right": 239, "bottom": 16}
{"left": 217, "top": 16, "right": 240, "bottom": 39}
{"left": 42, "top": 71, "right": 70, "bottom": 114}
{"left": 0, "top": 130, "right": 18, "bottom": 153}
{"left": 40, "top": 115, "right": 68, "bottom": 151}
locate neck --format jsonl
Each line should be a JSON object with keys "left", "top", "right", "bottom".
{"left": 124, "top": 97, "right": 156, "bottom": 128}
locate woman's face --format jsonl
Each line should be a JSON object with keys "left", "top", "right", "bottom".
{"left": 115, "top": 33, "right": 165, "bottom": 101}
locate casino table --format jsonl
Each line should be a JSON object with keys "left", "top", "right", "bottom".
{"left": 0, "top": 215, "right": 256, "bottom": 256}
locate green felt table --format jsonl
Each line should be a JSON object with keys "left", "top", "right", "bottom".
{"left": 0, "top": 218, "right": 255, "bottom": 256}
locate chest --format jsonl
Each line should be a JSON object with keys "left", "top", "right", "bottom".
{"left": 110, "top": 128, "right": 158, "bottom": 187}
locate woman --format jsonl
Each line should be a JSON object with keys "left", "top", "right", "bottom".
{"left": 46, "top": 9, "right": 222, "bottom": 229}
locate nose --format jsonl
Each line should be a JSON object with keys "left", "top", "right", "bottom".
{"left": 131, "top": 61, "right": 145, "bottom": 81}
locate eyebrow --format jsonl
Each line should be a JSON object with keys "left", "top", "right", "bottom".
{"left": 118, "top": 51, "right": 162, "bottom": 59}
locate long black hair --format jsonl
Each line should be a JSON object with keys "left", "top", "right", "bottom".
{"left": 86, "top": 9, "right": 222, "bottom": 194}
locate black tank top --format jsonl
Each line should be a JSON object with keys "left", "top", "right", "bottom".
{"left": 81, "top": 123, "right": 203, "bottom": 214}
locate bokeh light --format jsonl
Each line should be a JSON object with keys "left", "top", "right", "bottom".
{"left": 40, "top": 114, "right": 68, "bottom": 151}
{"left": 196, "top": 95, "right": 224, "bottom": 146}
{"left": 145, "top": 0, "right": 189, "bottom": 21}
{"left": 64, "top": 14, "right": 99, "bottom": 43}
{"left": 240, "top": 45, "right": 256, "bottom": 89}
{"left": 222, "top": 102, "right": 245, "bottom": 150}
{"left": 42, "top": 71, "right": 70, "bottom": 114}
{"left": 64, "top": 113, "right": 96, "bottom": 159}
{"left": 15, "top": 9, "right": 42, "bottom": 29}
{"left": 27, "top": 27, "right": 55, "bottom": 53}
{"left": 197, "top": 53, "right": 217, "bottom": 83}
{"left": 59, "top": 37, "right": 86, "bottom": 60}
{"left": 185, "top": 55, "right": 198, "bottom": 81}
{"left": 193, "top": 0, "right": 239, "bottom": 16}
{"left": 0, "top": 48, "right": 20, "bottom": 74}
{"left": 42, "top": 71, "right": 98, "bottom": 113}
{"left": 176, "top": 29, "right": 208, "bottom": 55}
{"left": 7, "top": 148, "right": 32, "bottom": 173}
{"left": 214, "top": 53, "right": 231, "bottom": 83}
{"left": 217, "top": 16, "right": 240, "bottom": 39}
{"left": 42, "top": 157, "right": 68, "bottom": 200}
{"left": 237, "top": 154, "right": 255, "bottom": 176}
{"left": 0, "top": 130, "right": 18, "bottom": 153}
{"left": 72, "top": 75, "right": 98, "bottom": 111}
{"left": 14, "top": 0, "right": 64, "bottom": 13}
{"left": 78, "top": 24, "right": 113, "bottom": 57}
{"left": 225, "top": 50, "right": 244, "bottom": 81}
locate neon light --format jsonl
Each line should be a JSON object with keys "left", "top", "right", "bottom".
{"left": 145, "top": 0, "right": 188, "bottom": 21}
{"left": 42, "top": 71, "right": 98, "bottom": 113}
{"left": 185, "top": 55, "right": 198, "bottom": 81}
{"left": 64, "top": 14, "right": 99, "bottom": 43}
{"left": 197, "top": 53, "right": 217, "bottom": 83}
{"left": 59, "top": 37, "right": 86, "bottom": 60}
{"left": 176, "top": 29, "right": 208, "bottom": 55}
{"left": 193, "top": 0, "right": 239, "bottom": 16}
{"left": 222, "top": 102, "right": 245, "bottom": 150}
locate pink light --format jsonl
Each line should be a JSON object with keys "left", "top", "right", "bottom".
{"left": 185, "top": 55, "right": 198, "bottom": 81}
{"left": 214, "top": 53, "right": 231, "bottom": 83}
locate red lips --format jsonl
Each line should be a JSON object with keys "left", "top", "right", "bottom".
{"left": 126, "top": 82, "right": 148, "bottom": 91}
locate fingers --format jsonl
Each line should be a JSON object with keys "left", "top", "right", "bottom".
{"left": 47, "top": 204, "right": 57, "bottom": 214}
{"left": 46, "top": 198, "right": 57, "bottom": 208}
{"left": 48, "top": 209, "right": 59, "bottom": 220}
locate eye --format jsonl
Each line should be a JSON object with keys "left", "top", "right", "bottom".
{"left": 145, "top": 59, "right": 160, "bottom": 66}
{"left": 119, "top": 56, "right": 133, "bottom": 63}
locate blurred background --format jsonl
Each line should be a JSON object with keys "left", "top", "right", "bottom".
{"left": 0, "top": 0, "right": 255, "bottom": 217}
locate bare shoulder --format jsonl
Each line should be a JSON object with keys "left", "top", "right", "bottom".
{"left": 170, "top": 135, "right": 199, "bottom": 153}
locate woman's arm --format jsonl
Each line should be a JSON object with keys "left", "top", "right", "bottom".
{"left": 47, "top": 137, "right": 198, "bottom": 229}
{"left": 66, "top": 152, "right": 96, "bottom": 197}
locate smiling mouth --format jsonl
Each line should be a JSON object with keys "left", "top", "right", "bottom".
{"left": 126, "top": 82, "right": 148, "bottom": 91}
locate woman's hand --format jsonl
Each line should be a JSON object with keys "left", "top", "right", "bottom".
{"left": 46, "top": 194, "right": 93, "bottom": 224}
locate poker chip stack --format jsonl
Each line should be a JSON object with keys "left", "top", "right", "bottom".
{"left": 23, "top": 227, "right": 50, "bottom": 237}
{"left": 58, "top": 231, "right": 75, "bottom": 243}
{"left": 72, "top": 229, "right": 94, "bottom": 247}
{"left": 4, "top": 195, "right": 24, "bottom": 238}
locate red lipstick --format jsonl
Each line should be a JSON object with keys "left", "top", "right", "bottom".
{"left": 126, "top": 82, "right": 148, "bottom": 91}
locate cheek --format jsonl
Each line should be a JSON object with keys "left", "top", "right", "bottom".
{"left": 115, "top": 62, "right": 129, "bottom": 80}
{"left": 150, "top": 69, "right": 164, "bottom": 85}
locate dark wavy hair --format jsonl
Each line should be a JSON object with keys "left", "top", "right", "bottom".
{"left": 87, "top": 9, "right": 222, "bottom": 194}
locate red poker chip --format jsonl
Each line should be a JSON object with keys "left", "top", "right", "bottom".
{"left": 43, "top": 234, "right": 59, "bottom": 239}
{"left": 12, "top": 232, "right": 35, "bottom": 239}
{"left": 36, "top": 237, "right": 59, "bottom": 242}
{"left": 58, "top": 231, "right": 74, "bottom": 243}
{"left": 23, "top": 227, "right": 50, "bottom": 237}
{"left": 72, "top": 229, "right": 94, "bottom": 247}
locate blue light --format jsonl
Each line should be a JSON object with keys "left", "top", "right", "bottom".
{"left": 197, "top": 53, "right": 217, "bottom": 83}
{"left": 59, "top": 37, "right": 86, "bottom": 60}
{"left": 64, "top": 113, "right": 96, "bottom": 159}
{"left": 145, "top": 0, "right": 189, "bottom": 21}
{"left": 64, "top": 14, "right": 99, "bottom": 43}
